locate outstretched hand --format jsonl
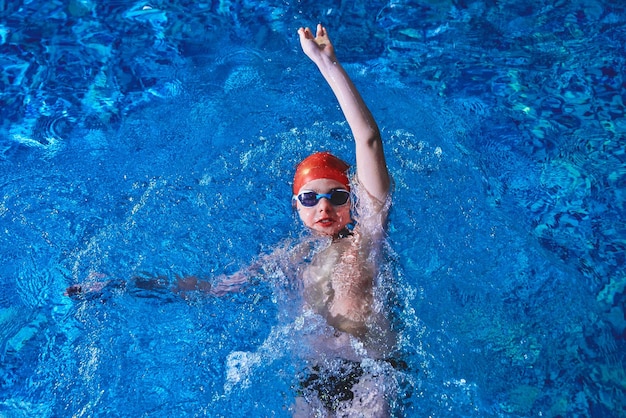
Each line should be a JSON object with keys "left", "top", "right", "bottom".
{"left": 298, "top": 24, "right": 336, "bottom": 64}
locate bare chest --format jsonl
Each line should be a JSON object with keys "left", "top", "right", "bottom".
{"left": 302, "top": 237, "right": 375, "bottom": 334}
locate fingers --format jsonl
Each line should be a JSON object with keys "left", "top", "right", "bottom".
{"left": 65, "top": 284, "right": 83, "bottom": 297}
{"left": 316, "top": 23, "right": 326, "bottom": 38}
{"left": 298, "top": 25, "right": 328, "bottom": 40}
{"left": 298, "top": 26, "right": 313, "bottom": 40}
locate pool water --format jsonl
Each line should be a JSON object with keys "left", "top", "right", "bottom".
{"left": 1, "top": 0, "right": 625, "bottom": 416}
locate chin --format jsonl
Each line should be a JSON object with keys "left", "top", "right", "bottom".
{"left": 313, "top": 225, "right": 345, "bottom": 237}
{"left": 312, "top": 229, "right": 335, "bottom": 237}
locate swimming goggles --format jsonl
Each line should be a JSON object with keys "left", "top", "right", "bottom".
{"left": 295, "top": 189, "right": 351, "bottom": 207}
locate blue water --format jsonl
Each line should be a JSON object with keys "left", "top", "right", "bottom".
{"left": 1, "top": 0, "right": 625, "bottom": 416}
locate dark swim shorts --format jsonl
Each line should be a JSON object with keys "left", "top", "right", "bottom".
{"left": 297, "top": 356, "right": 408, "bottom": 412}
{"left": 298, "top": 359, "right": 364, "bottom": 411}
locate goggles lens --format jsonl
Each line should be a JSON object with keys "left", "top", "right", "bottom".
{"left": 296, "top": 189, "right": 350, "bottom": 207}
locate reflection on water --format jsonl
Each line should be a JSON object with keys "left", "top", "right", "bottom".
{"left": 1, "top": 0, "right": 624, "bottom": 416}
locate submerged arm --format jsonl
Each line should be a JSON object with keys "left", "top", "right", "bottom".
{"left": 64, "top": 271, "right": 246, "bottom": 300}
{"left": 298, "top": 24, "right": 390, "bottom": 203}
{"left": 65, "top": 245, "right": 294, "bottom": 300}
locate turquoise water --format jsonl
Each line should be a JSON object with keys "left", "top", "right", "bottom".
{"left": 1, "top": 0, "right": 625, "bottom": 416}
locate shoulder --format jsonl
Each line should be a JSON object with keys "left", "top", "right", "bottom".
{"left": 352, "top": 177, "right": 391, "bottom": 234}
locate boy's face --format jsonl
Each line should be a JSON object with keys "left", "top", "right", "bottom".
{"left": 295, "top": 178, "right": 351, "bottom": 237}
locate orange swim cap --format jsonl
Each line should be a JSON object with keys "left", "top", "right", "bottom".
{"left": 293, "top": 152, "right": 350, "bottom": 194}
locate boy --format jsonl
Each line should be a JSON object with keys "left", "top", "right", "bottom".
{"left": 287, "top": 24, "right": 393, "bottom": 416}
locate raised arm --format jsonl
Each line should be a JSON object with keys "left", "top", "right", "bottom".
{"left": 298, "top": 24, "right": 390, "bottom": 203}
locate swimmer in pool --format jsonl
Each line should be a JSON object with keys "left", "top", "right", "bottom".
{"left": 66, "top": 23, "right": 395, "bottom": 416}
{"left": 293, "top": 22, "right": 390, "bottom": 340}
{"left": 287, "top": 24, "right": 393, "bottom": 416}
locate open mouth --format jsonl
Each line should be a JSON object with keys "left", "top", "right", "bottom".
{"left": 316, "top": 218, "right": 335, "bottom": 226}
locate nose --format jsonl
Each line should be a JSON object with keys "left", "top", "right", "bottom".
{"left": 317, "top": 197, "right": 334, "bottom": 212}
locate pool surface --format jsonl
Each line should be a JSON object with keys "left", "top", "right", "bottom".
{"left": 1, "top": 1, "right": 625, "bottom": 416}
